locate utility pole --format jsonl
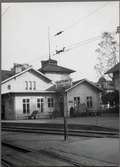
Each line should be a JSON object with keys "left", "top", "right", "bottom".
{"left": 63, "top": 91, "right": 68, "bottom": 141}
{"left": 48, "top": 27, "right": 51, "bottom": 60}
{"left": 54, "top": 30, "right": 68, "bottom": 141}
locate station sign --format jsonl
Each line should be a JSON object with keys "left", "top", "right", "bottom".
{"left": 56, "top": 79, "right": 72, "bottom": 88}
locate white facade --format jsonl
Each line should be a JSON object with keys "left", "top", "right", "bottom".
{"left": 14, "top": 94, "right": 57, "bottom": 119}
{"left": 2, "top": 70, "right": 53, "bottom": 94}
{"left": 66, "top": 81, "right": 101, "bottom": 116}
{"left": 1, "top": 68, "right": 59, "bottom": 120}
{"left": 45, "top": 72, "right": 71, "bottom": 82}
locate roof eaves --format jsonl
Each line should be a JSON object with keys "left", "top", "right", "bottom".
{"left": 1, "top": 67, "right": 32, "bottom": 84}
{"left": 65, "top": 79, "right": 102, "bottom": 92}
{"left": 39, "top": 64, "right": 75, "bottom": 74}
{"left": 1, "top": 90, "right": 56, "bottom": 95}
{"left": 1, "top": 67, "right": 52, "bottom": 85}
{"left": 31, "top": 69, "right": 52, "bottom": 82}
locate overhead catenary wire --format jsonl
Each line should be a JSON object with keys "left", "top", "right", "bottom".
{"left": 54, "top": 2, "right": 110, "bottom": 36}
{"left": 2, "top": 6, "right": 10, "bottom": 16}
{"left": 20, "top": 31, "right": 117, "bottom": 65}
{"left": 53, "top": 31, "right": 117, "bottom": 55}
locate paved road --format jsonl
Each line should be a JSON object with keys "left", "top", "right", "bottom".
{"left": 2, "top": 131, "right": 119, "bottom": 166}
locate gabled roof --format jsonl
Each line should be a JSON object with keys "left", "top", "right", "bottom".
{"left": 72, "top": 79, "right": 83, "bottom": 85}
{"left": 38, "top": 64, "right": 75, "bottom": 74}
{"left": 46, "top": 85, "right": 57, "bottom": 91}
{"left": 1, "top": 70, "right": 15, "bottom": 81}
{"left": 66, "top": 79, "right": 102, "bottom": 92}
{"left": 1, "top": 67, "right": 52, "bottom": 84}
{"left": 105, "top": 63, "right": 120, "bottom": 74}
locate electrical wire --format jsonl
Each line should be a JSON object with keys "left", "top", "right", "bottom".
{"left": 54, "top": 2, "right": 110, "bottom": 36}
{"left": 2, "top": 6, "right": 10, "bottom": 16}
{"left": 53, "top": 31, "right": 117, "bottom": 55}
{"left": 18, "top": 31, "right": 117, "bottom": 64}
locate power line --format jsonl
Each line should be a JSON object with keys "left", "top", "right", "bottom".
{"left": 54, "top": 2, "right": 110, "bottom": 37}
{"left": 20, "top": 31, "right": 117, "bottom": 64}
{"left": 2, "top": 6, "right": 10, "bottom": 16}
{"left": 53, "top": 36, "right": 101, "bottom": 56}
{"left": 53, "top": 31, "right": 117, "bottom": 55}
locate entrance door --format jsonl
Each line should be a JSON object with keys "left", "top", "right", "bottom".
{"left": 37, "top": 98, "right": 44, "bottom": 112}
{"left": 1, "top": 104, "right": 5, "bottom": 120}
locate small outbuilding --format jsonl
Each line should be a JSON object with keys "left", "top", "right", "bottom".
{"left": 65, "top": 79, "right": 102, "bottom": 117}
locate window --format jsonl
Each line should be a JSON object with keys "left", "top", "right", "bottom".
{"left": 25, "top": 81, "right": 28, "bottom": 90}
{"left": 29, "top": 81, "right": 32, "bottom": 90}
{"left": 37, "top": 98, "right": 41, "bottom": 108}
{"left": 7, "top": 85, "right": 11, "bottom": 90}
{"left": 74, "top": 97, "right": 80, "bottom": 107}
{"left": 33, "top": 81, "right": 36, "bottom": 90}
{"left": 48, "top": 98, "right": 54, "bottom": 108}
{"left": 23, "top": 99, "right": 30, "bottom": 114}
{"left": 25, "top": 81, "right": 36, "bottom": 90}
{"left": 37, "top": 98, "right": 44, "bottom": 112}
{"left": 86, "top": 96, "right": 93, "bottom": 108}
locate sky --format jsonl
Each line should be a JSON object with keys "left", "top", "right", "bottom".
{"left": 2, "top": 1, "right": 119, "bottom": 82}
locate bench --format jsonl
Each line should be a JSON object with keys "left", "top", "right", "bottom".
{"left": 28, "top": 110, "right": 38, "bottom": 119}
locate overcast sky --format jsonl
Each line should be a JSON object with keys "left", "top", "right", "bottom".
{"left": 2, "top": 1, "right": 119, "bottom": 82}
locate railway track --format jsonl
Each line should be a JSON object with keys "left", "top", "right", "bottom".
{"left": 2, "top": 124, "right": 118, "bottom": 138}
{"left": 2, "top": 142, "right": 79, "bottom": 167}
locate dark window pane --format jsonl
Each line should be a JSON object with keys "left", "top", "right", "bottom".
{"left": 23, "top": 104, "right": 26, "bottom": 113}
{"left": 37, "top": 99, "right": 40, "bottom": 102}
{"left": 27, "top": 104, "right": 30, "bottom": 113}
{"left": 48, "top": 103, "right": 50, "bottom": 107}
{"left": 37, "top": 103, "right": 40, "bottom": 108}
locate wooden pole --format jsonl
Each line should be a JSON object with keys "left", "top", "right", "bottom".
{"left": 63, "top": 92, "right": 68, "bottom": 141}
{"left": 48, "top": 27, "right": 51, "bottom": 60}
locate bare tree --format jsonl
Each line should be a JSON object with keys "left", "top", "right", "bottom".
{"left": 94, "top": 32, "right": 119, "bottom": 79}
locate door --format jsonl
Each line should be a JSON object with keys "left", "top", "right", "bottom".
{"left": 1, "top": 104, "right": 5, "bottom": 120}
{"left": 37, "top": 98, "right": 44, "bottom": 112}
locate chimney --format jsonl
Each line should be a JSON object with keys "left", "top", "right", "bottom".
{"left": 11, "top": 63, "right": 30, "bottom": 74}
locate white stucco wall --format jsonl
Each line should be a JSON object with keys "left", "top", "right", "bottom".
{"left": 45, "top": 73, "right": 71, "bottom": 82}
{"left": 66, "top": 82, "right": 100, "bottom": 116}
{"left": 2, "top": 71, "right": 52, "bottom": 94}
{"left": 14, "top": 94, "right": 57, "bottom": 119}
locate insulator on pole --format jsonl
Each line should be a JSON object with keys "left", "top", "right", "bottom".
{"left": 54, "top": 31, "right": 64, "bottom": 36}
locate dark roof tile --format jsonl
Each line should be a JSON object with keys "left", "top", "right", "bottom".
{"left": 39, "top": 64, "right": 75, "bottom": 74}
{"left": 1, "top": 70, "right": 15, "bottom": 81}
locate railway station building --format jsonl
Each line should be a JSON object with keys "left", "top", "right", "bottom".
{"left": 1, "top": 59, "right": 101, "bottom": 120}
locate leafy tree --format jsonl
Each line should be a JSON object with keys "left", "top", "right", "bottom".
{"left": 94, "top": 32, "right": 119, "bottom": 79}
{"left": 101, "top": 90, "right": 119, "bottom": 106}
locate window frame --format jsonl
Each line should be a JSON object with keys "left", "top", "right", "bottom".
{"left": 74, "top": 96, "right": 80, "bottom": 107}
{"left": 86, "top": 96, "right": 93, "bottom": 108}
{"left": 23, "top": 99, "right": 30, "bottom": 114}
{"left": 48, "top": 98, "right": 54, "bottom": 108}
{"left": 25, "top": 81, "right": 28, "bottom": 90}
